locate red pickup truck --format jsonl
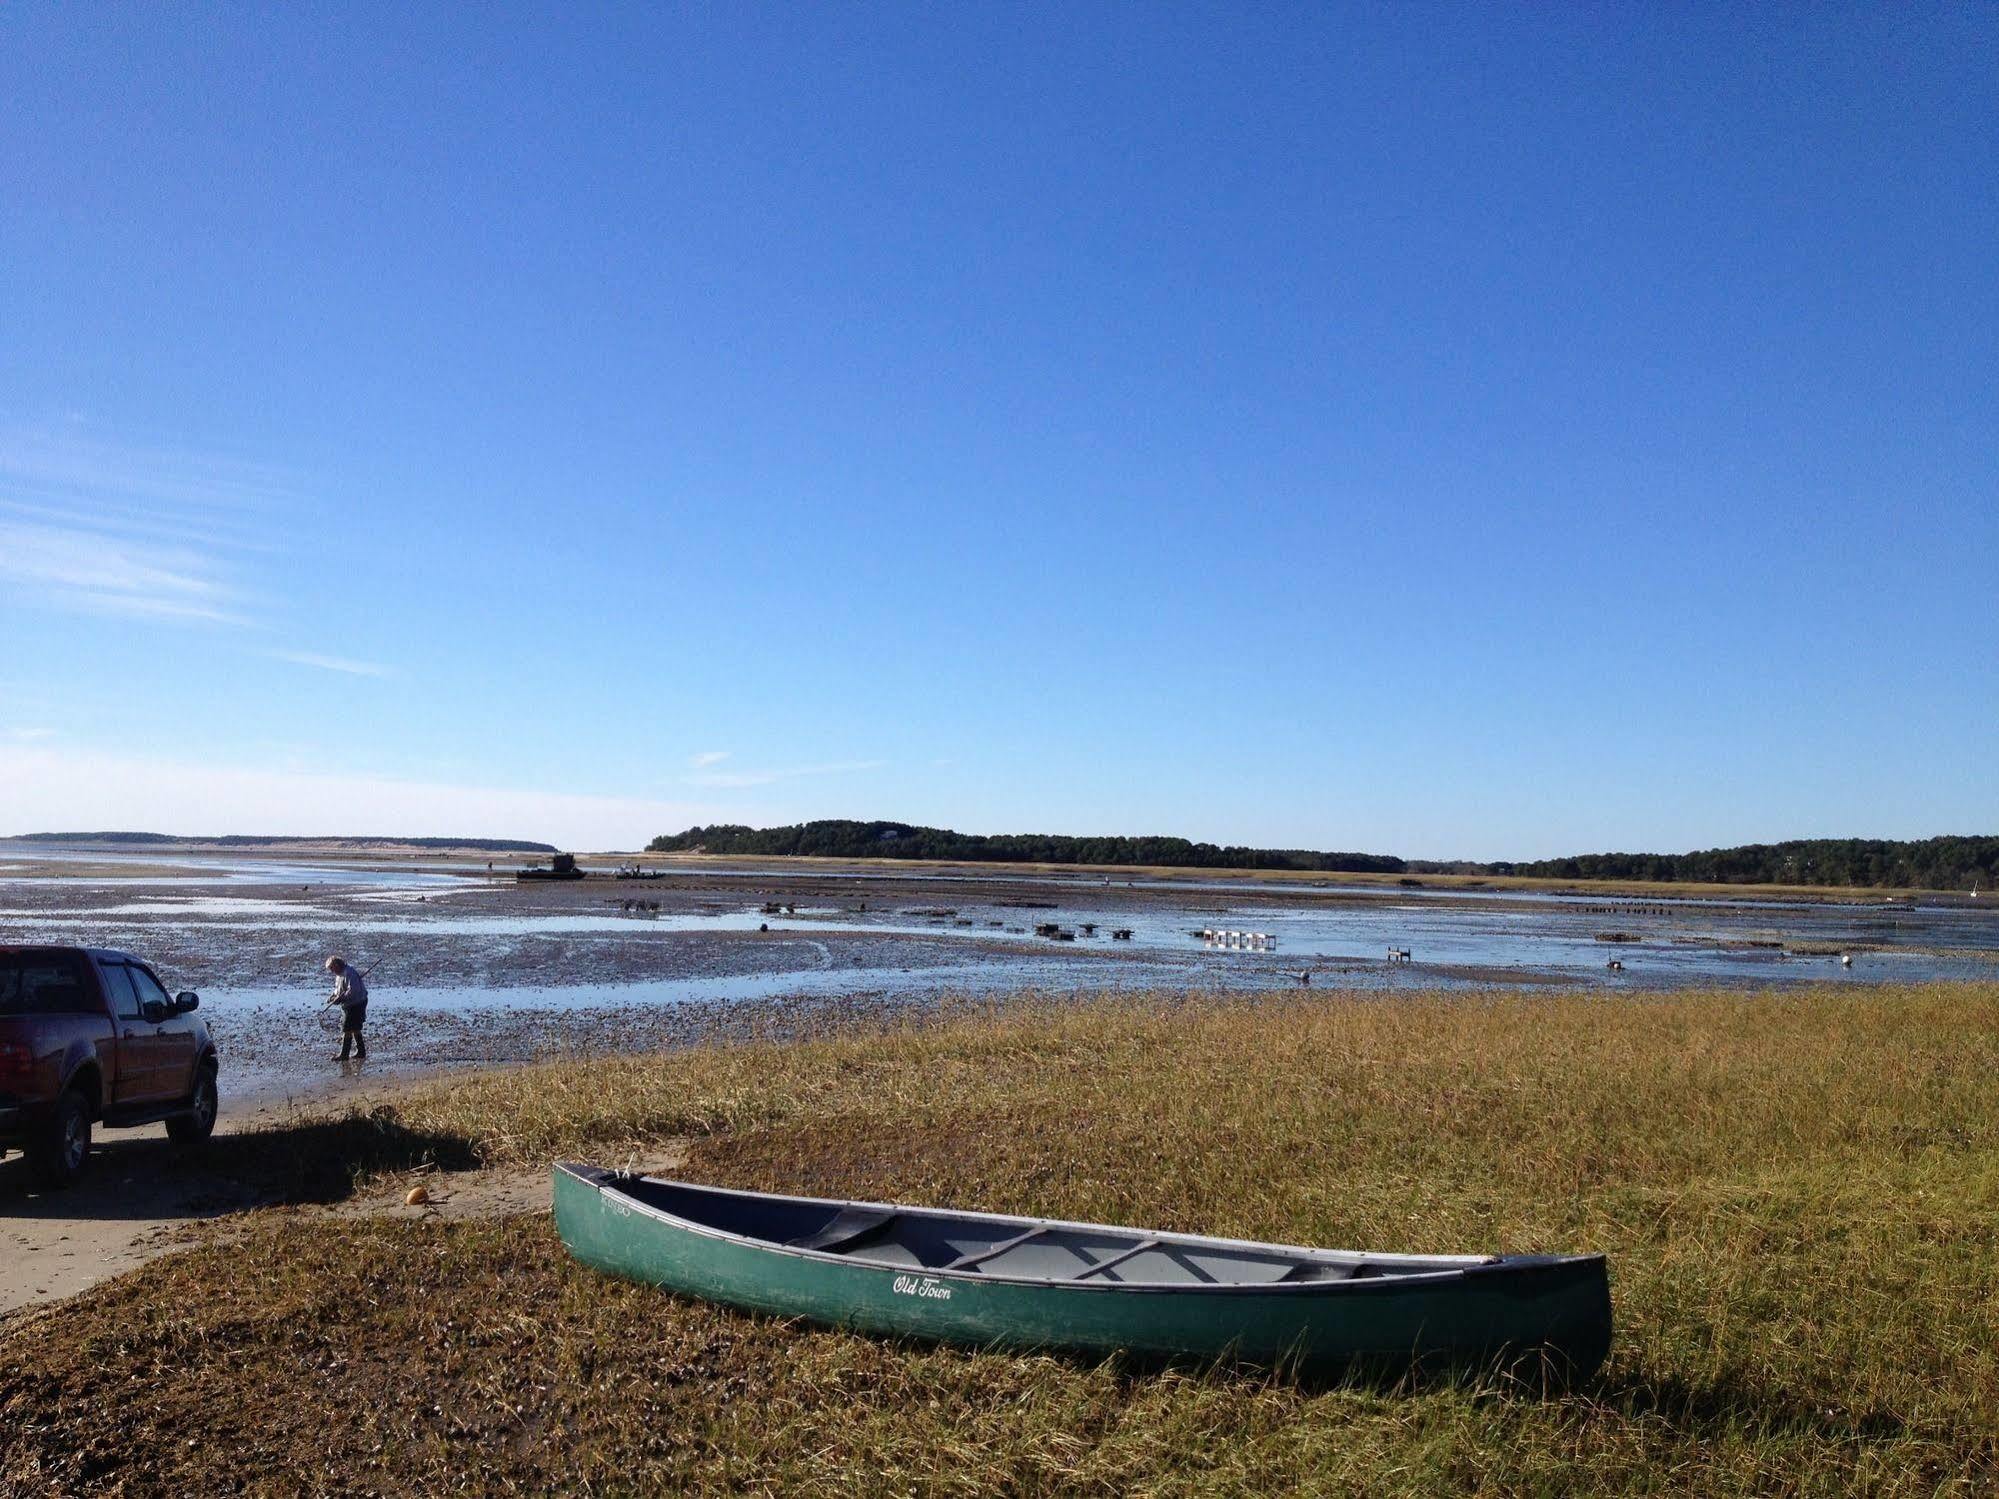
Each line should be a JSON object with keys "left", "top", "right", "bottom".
{"left": 0, "top": 945, "right": 220, "bottom": 1188}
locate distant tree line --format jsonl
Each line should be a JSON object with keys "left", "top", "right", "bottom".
{"left": 20, "top": 832, "right": 557, "bottom": 853}
{"left": 647, "top": 821, "right": 1404, "bottom": 873}
{"left": 648, "top": 822, "right": 1999, "bottom": 890}
{"left": 1484, "top": 836, "right": 1999, "bottom": 891}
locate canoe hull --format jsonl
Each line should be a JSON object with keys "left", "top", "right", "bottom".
{"left": 553, "top": 1167, "right": 1611, "bottom": 1382}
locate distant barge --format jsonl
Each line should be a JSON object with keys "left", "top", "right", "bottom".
{"left": 517, "top": 852, "right": 586, "bottom": 882}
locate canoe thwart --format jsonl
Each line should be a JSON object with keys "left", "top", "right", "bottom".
{"left": 945, "top": 1226, "right": 1049, "bottom": 1271}
{"left": 1070, "top": 1238, "right": 1161, "bottom": 1280}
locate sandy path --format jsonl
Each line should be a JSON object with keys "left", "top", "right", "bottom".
{"left": 322, "top": 1146, "right": 689, "bottom": 1227}
{"left": 0, "top": 1078, "right": 685, "bottom": 1320}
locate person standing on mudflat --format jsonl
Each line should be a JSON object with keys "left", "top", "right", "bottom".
{"left": 324, "top": 955, "right": 370, "bottom": 1061}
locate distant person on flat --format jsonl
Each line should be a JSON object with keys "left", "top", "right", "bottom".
{"left": 324, "top": 955, "right": 369, "bottom": 1061}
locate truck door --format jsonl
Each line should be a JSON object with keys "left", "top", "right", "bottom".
{"left": 126, "top": 963, "right": 197, "bottom": 1102}
{"left": 99, "top": 962, "right": 163, "bottom": 1104}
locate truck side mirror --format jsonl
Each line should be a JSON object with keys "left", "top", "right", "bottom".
{"left": 142, "top": 999, "right": 171, "bottom": 1024}
{"left": 175, "top": 991, "right": 200, "bottom": 1012}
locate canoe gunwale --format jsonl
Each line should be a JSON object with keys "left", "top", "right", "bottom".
{"left": 556, "top": 1164, "right": 1604, "bottom": 1298}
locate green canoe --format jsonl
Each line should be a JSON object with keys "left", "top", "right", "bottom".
{"left": 554, "top": 1166, "right": 1611, "bottom": 1382}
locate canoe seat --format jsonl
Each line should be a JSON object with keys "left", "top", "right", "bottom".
{"left": 1277, "top": 1261, "right": 1357, "bottom": 1283}
{"left": 789, "top": 1208, "right": 897, "bottom": 1254}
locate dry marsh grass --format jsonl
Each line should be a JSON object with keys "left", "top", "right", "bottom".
{"left": 2, "top": 982, "right": 1995, "bottom": 1495}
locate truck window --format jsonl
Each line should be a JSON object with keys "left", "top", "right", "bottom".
{"left": 101, "top": 963, "right": 147, "bottom": 1020}
{"left": 128, "top": 965, "right": 174, "bottom": 1012}
{"left": 0, "top": 951, "right": 97, "bottom": 1015}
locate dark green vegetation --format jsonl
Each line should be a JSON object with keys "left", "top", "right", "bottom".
{"left": 651, "top": 820, "right": 1999, "bottom": 889}
{"left": 15, "top": 831, "right": 557, "bottom": 852}
{"left": 652, "top": 820, "right": 1400, "bottom": 873}
{"left": 4, "top": 983, "right": 1995, "bottom": 1495}
{"left": 1494, "top": 835, "right": 1999, "bottom": 889}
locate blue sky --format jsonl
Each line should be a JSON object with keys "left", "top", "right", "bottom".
{"left": 1, "top": 5, "right": 1993, "bottom": 857}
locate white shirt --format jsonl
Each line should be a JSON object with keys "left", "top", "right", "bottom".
{"left": 331, "top": 967, "right": 369, "bottom": 1008}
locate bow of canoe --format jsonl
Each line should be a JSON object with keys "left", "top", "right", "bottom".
{"left": 553, "top": 1164, "right": 1611, "bottom": 1383}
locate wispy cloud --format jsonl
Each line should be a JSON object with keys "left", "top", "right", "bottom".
{"left": 683, "top": 758, "right": 886, "bottom": 789}
{"left": 0, "top": 424, "right": 383, "bottom": 681}
{"left": 0, "top": 516, "right": 243, "bottom": 622}
{"left": 688, "top": 750, "right": 731, "bottom": 769}
{"left": 0, "top": 423, "right": 287, "bottom": 625}
{"left": 0, "top": 494, "right": 276, "bottom": 555}
{"left": 268, "top": 650, "right": 396, "bottom": 678}
{"left": 0, "top": 424, "right": 293, "bottom": 514}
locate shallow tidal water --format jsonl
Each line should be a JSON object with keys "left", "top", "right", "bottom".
{"left": 2, "top": 842, "right": 1993, "bottom": 1104}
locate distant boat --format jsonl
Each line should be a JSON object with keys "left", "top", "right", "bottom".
{"left": 553, "top": 1167, "right": 1612, "bottom": 1382}
{"left": 517, "top": 852, "right": 585, "bottom": 882}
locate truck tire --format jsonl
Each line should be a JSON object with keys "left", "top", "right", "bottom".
{"left": 27, "top": 1089, "right": 92, "bottom": 1189}
{"left": 166, "top": 1066, "right": 218, "bottom": 1147}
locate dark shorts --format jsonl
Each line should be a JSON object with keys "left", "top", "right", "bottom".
{"left": 341, "top": 1004, "right": 367, "bottom": 1034}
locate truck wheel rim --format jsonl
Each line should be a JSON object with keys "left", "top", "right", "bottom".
{"left": 63, "top": 1114, "right": 86, "bottom": 1170}
{"left": 195, "top": 1081, "right": 216, "bottom": 1129}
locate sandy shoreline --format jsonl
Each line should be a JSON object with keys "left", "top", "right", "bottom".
{"left": 0, "top": 1067, "right": 446, "bottom": 1319}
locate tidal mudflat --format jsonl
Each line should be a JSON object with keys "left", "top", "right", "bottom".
{"left": 2, "top": 840, "right": 1993, "bottom": 1104}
